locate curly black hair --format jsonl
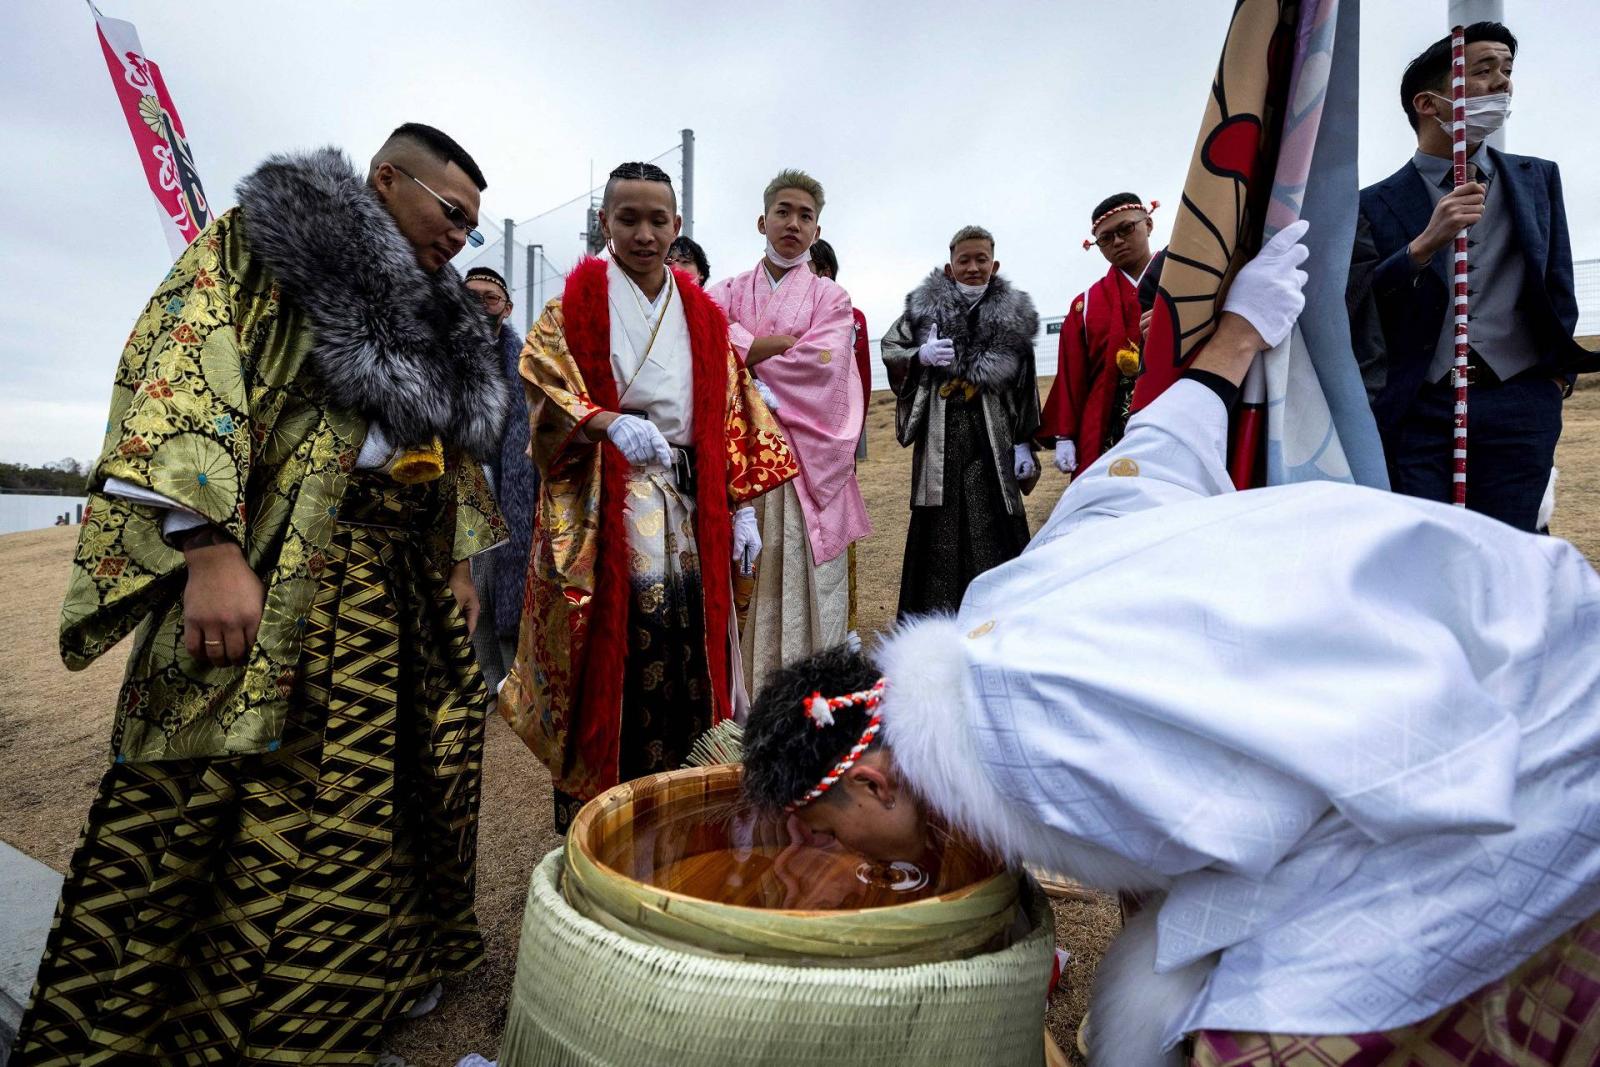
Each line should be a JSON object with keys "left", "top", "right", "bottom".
{"left": 808, "top": 237, "right": 839, "bottom": 280}
{"left": 742, "top": 644, "right": 882, "bottom": 814}
{"left": 668, "top": 236, "right": 710, "bottom": 285}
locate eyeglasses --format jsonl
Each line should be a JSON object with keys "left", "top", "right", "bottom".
{"left": 390, "top": 163, "right": 484, "bottom": 247}
{"left": 1091, "top": 218, "right": 1144, "bottom": 249}
{"left": 474, "top": 291, "right": 507, "bottom": 311}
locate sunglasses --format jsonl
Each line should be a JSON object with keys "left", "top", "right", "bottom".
{"left": 390, "top": 163, "right": 484, "bottom": 247}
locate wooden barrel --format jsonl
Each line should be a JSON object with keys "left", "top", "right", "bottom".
{"left": 500, "top": 849, "right": 1054, "bottom": 1066}
{"left": 562, "top": 764, "right": 1022, "bottom": 965}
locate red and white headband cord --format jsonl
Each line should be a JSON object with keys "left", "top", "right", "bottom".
{"left": 1083, "top": 200, "right": 1160, "bottom": 251}
{"left": 787, "top": 678, "right": 888, "bottom": 813}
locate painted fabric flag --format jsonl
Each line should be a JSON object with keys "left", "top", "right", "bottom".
{"left": 1260, "top": 0, "right": 1387, "bottom": 488}
{"left": 91, "top": 3, "right": 211, "bottom": 258}
{"left": 1133, "top": 0, "right": 1386, "bottom": 489}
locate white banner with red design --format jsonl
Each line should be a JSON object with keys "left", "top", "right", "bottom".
{"left": 90, "top": 3, "right": 211, "bottom": 258}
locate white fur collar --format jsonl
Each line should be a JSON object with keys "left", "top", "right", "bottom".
{"left": 876, "top": 616, "right": 1167, "bottom": 895}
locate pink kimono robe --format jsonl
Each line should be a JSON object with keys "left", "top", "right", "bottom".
{"left": 708, "top": 262, "right": 870, "bottom": 564}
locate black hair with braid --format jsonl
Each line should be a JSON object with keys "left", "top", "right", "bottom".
{"left": 603, "top": 161, "right": 677, "bottom": 211}
{"left": 742, "top": 644, "right": 883, "bottom": 814}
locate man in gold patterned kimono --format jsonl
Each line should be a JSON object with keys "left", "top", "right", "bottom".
{"left": 12, "top": 124, "right": 511, "bottom": 1067}
{"left": 498, "top": 162, "right": 798, "bottom": 830}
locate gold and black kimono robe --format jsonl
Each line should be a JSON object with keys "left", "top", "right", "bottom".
{"left": 13, "top": 148, "right": 509, "bottom": 1067}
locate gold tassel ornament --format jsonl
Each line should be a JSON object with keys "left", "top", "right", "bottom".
{"left": 390, "top": 437, "right": 446, "bottom": 484}
{"left": 1115, "top": 344, "right": 1143, "bottom": 377}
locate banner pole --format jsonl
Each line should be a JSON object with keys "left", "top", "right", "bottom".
{"left": 1450, "top": 24, "right": 1470, "bottom": 507}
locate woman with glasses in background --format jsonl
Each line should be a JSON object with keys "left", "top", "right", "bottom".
{"left": 666, "top": 235, "right": 711, "bottom": 287}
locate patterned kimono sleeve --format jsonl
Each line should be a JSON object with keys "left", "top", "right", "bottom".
{"left": 520, "top": 300, "right": 603, "bottom": 478}
{"left": 447, "top": 460, "right": 506, "bottom": 564}
{"left": 705, "top": 277, "right": 755, "bottom": 362}
{"left": 880, "top": 312, "right": 929, "bottom": 449}
{"left": 96, "top": 219, "right": 253, "bottom": 538}
{"left": 63, "top": 216, "right": 254, "bottom": 668}
{"left": 1011, "top": 323, "right": 1043, "bottom": 446}
{"left": 724, "top": 347, "right": 799, "bottom": 505}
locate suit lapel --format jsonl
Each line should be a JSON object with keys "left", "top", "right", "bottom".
{"left": 1375, "top": 162, "right": 1448, "bottom": 288}
{"left": 1489, "top": 148, "right": 1547, "bottom": 278}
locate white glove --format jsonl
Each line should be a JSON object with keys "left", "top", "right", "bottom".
{"left": 732, "top": 506, "right": 761, "bottom": 574}
{"left": 1054, "top": 440, "right": 1077, "bottom": 474}
{"left": 605, "top": 414, "right": 673, "bottom": 468}
{"left": 1013, "top": 444, "right": 1038, "bottom": 481}
{"left": 752, "top": 377, "right": 781, "bottom": 413}
{"left": 1222, "top": 218, "right": 1311, "bottom": 350}
{"left": 918, "top": 323, "right": 956, "bottom": 367}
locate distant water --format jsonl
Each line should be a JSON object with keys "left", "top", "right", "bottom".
{"left": 0, "top": 494, "right": 86, "bottom": 535}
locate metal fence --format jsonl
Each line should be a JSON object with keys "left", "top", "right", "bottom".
{"left": 1576, "top": 258, "right": 1600, "bottom": 338}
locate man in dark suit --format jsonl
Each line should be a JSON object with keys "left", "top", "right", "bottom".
{"left": 1359, "top": 21, "right": 1592, "bottom": 531}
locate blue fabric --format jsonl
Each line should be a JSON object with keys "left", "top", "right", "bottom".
{"left": 1358, "top": 149, "right": 1592, "bottom": 443}
{"left": 490, "top": 324, "right": 535, "bottom": 637}
{"left": 1266, "top": 0, "right": 1388, "bottom": 490}
{"left": 1391, "top": 373, "right": 1563, "bottom": 532}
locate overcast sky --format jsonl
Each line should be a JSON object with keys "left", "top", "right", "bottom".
{"left": 3, "top": 1, "right": 1596, "bottom": 466}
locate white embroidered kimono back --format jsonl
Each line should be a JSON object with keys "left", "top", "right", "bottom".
{"left": 879, "top": 379, "right": 1600, "bottom": 1041}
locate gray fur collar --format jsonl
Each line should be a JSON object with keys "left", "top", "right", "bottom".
{"left": 235, "top": 147, "right": 510, "bottom": 461}
{"left": 904, "top": 270, "right": 1039, "bottom": 390}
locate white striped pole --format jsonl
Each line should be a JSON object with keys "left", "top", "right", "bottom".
{"left": 1450, "top": 25, "right": 1470, "bottom": 507}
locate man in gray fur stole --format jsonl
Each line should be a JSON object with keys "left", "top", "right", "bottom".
{"left": 881, "top": 225, "right": 1041, "bottom": 617}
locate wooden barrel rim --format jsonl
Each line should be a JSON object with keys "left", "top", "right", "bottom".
{"left": 566, "top": 766, "right": 1016, "bottom": 921}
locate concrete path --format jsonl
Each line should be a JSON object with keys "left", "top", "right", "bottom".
{"left": 0, "top": 841, "right": 61, "bottom": 1064}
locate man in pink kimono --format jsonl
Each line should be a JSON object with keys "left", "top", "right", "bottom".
{"left": 707, "top": 169, "right": 870, "bottom": 699}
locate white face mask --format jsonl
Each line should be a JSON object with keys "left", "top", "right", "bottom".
{"left": 764, "top": 239, "right": 811, "bottom": 270}
{"left": 1430, "top": 91, "right": 1512, "bottom": 142}
{"left": 955, "top": 280, "right": 990, "bottom": 302}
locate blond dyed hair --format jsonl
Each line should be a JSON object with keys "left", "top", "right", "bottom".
{"left": 949, "top": 225, "right": 995, "bottom": 251}
{"left": 763, "top": 169, "right": 826, "bottom": 214}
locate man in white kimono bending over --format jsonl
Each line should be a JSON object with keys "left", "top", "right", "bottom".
{"left": 741, "top": 221, "right": 1600, "bottom": 1067}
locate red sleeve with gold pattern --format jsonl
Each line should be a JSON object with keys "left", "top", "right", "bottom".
{"left": 724, "top": 348, "right": 799, "bottom": 505}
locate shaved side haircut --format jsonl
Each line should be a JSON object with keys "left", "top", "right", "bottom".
{"left": 369, "top": 122, "right": 487, "bottom": 190}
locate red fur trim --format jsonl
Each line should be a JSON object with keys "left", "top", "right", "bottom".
{"left": 559, "top": 259, "right": 739, "bottom": 788}
{"left": 561, "top": 258, "right": 632, "bottom": 788}
{"left": 680, "top": 279, "right": 735, "bottom": 724}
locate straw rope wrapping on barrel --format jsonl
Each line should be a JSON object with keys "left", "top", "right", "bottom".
{"left": 500, "top": 850, "right": 1055, "bottom": 1067}
{"left": 1451, "top": 24, "right": 1471, "bottom": 506}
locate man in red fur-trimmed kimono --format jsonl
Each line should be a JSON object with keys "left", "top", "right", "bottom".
{"left": 499, "top": 162, "right": 798, "bottom": 830}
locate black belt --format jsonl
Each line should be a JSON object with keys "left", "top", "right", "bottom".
{"left": 668, "top": 446, "right": 696, "bottom": 496}
{"left": 1434, "top": 351, "right": 1506, "bottom": 389}
{"left": 622, "top": 410, "right": 695, "bottom": 495}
